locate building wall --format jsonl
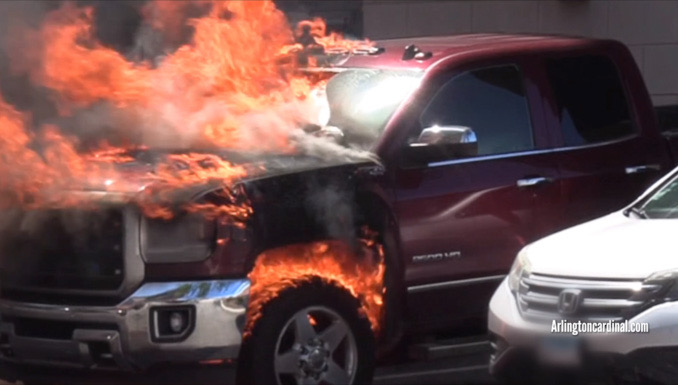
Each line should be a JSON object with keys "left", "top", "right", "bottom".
{"left": 276, "top": 0, "right": 364, "bottom": 39}
{"left": 363, "top": 0, "right": 678, "bottom": 105}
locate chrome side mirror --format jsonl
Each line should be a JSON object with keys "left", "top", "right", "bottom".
{"left": 415, "top": 125, "right": 477, "bottom": 146}
{"left": 403, "top": 126, "right": 478, "bottom": 167}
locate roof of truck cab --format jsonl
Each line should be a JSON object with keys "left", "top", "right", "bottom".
{"left": 340, "top": 33, "right": 616, "bottom": 71}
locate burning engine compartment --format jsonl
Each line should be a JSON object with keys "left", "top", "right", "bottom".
{"left": 0, "top": 0, "right": 387, "bottom": 341}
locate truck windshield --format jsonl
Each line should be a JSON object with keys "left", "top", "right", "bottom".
{"left": 323, "top": 69, "right": 423, "bottom": 149}
{"left": 639, "top": 174, "right": 678, "bottom": 219}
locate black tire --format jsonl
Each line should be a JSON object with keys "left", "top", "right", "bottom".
{"left": 237, "top": 278, "right": 376, "bottom": 385}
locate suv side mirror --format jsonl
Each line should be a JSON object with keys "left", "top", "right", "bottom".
{"left": 403, "top": 125, "right": 478, "bottom": 166}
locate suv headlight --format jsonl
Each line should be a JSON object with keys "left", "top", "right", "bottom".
{"left": 644, "top": 270, "right": 678, "bottom": 302}
{"left": 508, "top": 249, "right": 531, "bottom": 293}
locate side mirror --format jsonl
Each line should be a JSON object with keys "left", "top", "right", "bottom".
{"left": 403, "top": 125, "right": 478, "bottom": 166}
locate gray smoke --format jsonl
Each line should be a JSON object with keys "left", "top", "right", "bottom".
{"left": 305, "top": 178, "right": 356, "bottom": 242}
{"left": 293, "top": 130, "right": 379, "bottom": 164}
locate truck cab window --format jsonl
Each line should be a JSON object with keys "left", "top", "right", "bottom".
{"left": 546, "top": 55, "right": 636, "bottom": 146}
{"left": 419, "top": 65, "right": 534, "bottom": 156}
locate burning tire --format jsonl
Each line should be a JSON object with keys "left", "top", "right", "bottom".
{"left": 237, "top": 279, "right": 376, "bottom": 385}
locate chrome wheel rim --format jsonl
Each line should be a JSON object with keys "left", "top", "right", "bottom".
{"left": 274, "top": 306, "right": 358, "bottom": 385}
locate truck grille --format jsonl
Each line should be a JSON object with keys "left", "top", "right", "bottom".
{"left": 517, "top": 274, "right": 662, "bottom": 322}
{"left": 0, "top": 209, "right": 125, "bottom": 293}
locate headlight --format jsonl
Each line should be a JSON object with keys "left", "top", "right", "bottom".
{"left": 141, "top": 213, "right": 216, "bottom": 263}
{"left": 644, "top": 270, "right": 678, "bottom": 301}
{"left": 508, "top": 249, "right": 532, "bottom": 293}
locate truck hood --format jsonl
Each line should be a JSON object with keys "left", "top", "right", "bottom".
{"left": 83, "top": 150, "right": 376, "bottom": 201}
{"left": 525, "top": 212, "right": 678, "bottom": 280}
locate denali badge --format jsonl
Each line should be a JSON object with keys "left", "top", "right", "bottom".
{"left": 412, "top": 251, "right": 461, "bottom": 263}
{"left": 557, "top": 289, "right": 582, "bottom": 315}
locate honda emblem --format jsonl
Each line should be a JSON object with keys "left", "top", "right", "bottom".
{"left": 557, "top": 289, "right": 582, "bottom": 315}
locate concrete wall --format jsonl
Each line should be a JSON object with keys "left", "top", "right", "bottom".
{"left": 363, "top": 0, "right": 678, "bottom": 105}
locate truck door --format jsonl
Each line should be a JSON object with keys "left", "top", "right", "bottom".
{"left": 542, "top": 54, "right": 670, "bottom": 230}
{"left": 392, "top": 64, "right": 560, "bottom": 332}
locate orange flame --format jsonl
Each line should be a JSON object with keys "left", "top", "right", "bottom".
{"left": 0, "top": 0, "right": 371, "bottom": 219}
{"left": 246, "top": 227, "right": 386, "bottom": 336}
{"left": 0, "top": 91, "right": 122, "bottom": 210}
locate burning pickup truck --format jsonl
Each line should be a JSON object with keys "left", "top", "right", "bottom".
{"left": 0, "top": 1, "right": 676, "bottom": 385}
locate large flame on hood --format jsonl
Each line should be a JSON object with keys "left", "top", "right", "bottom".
{"left": 0, "top": 0, "right": 371, "bottom": 219}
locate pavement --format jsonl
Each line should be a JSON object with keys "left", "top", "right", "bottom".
{"left": 374, "top": 350, "right": 495, "bottom": 385}
{"left": 0, "top": 351, "right": 496, "bottom": 385}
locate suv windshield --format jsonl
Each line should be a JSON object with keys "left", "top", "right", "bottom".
{"left": 638, "top": 173, "right": 678, "bottom": 219}
{"left": 323, "top": 69, "right": 422, "bottom": 149}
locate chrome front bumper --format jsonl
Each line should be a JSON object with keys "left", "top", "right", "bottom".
{"left": 0, "top": 279, "right": 250, "bottom": 371}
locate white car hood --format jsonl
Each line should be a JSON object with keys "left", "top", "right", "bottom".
{"left": 527, "top": 212, "right": 678, "bottom": 280}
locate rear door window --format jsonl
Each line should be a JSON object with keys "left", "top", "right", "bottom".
{"left": 419, "top": 65, "right": 534, "bottom": 156}
{"left": 546, "top": 55, "right": 636, "bottom": 146}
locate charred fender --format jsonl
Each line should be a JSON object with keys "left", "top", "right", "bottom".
{"left": 245, "top": 234, "right": 385, "bottom": 336}
{"left": 240, "top": 164, "right": 399, "bottom": 334}
{"left": 353, "top": 190, "right": 406, "bottom": 353}
{"left": 242, "top": 163, "right": 389, "bottom": 333}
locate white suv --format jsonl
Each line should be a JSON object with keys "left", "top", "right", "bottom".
{"left": 489, "top": 166, "right": 678, "bottom": 384}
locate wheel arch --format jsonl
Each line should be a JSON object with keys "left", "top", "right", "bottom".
{"left": 353, "top": 190, "right": 406, "bottom": 353}
{"left": 241, "top": 175, "right": 406, "bottom": 353}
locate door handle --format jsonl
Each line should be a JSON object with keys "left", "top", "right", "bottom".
{"left": 625, "top": 164, "right": 661, "bottom": 175}
{"left": 516, "top": 177, "right": 552, "bottom": 188}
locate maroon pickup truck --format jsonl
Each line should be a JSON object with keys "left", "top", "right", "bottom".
{"left": 0, "top": 34, "right": 675, "bottom": 385}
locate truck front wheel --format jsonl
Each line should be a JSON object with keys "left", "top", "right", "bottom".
{"left": 237, "top": 279, "right": 376, "bottom": 385}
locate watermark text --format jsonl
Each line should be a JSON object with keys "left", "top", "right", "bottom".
{"left": 551, "top": 320, "right": 649, "bottom": 336}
